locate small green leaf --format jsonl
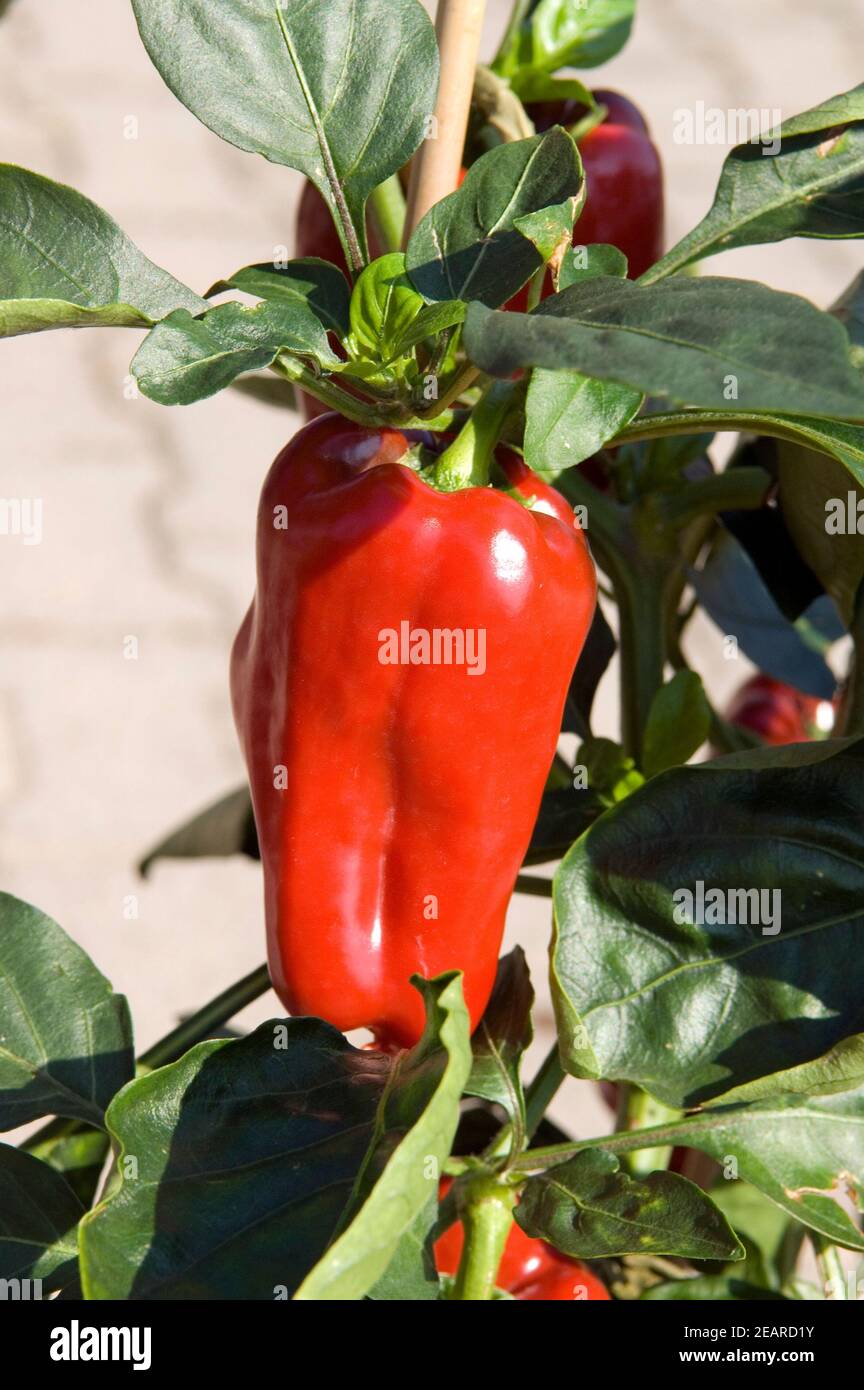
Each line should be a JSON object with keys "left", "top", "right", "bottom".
{"left": 0, "top": 165, "right": 204, "bottom": 336}
{"left": 464, "top": 949, "right": 533, "bottom": 1141}
{"left": 348, "top": 253, "right": 425, "bottom": 368}
{"left": 132, "top": 300, "right": 338, "bottom": 406}
{"left": 643, "top": 1276, "right": 790, "bottom": 1301}
{"left": 406, "top": 129, "right": 583, "bottom": 307}
{"left": 642, "top": 671, "right": 713, "bottom": 777}
{"left": 494, "top": 0, "right": 636, "bottom": 84}
{"left": 214, "top": 258, "right": 351, "bottom": 338}
{"left": 558, "top": 241, "right": 628, "bottom": 289}
{"left": 514, "top": 197, "right": 581, "bottom": 270}
{"left": 516, "top": 1149, "right": 744, "bottom": 1261}
{"left": 0, "top": 893, "right": 134, "bottom": 1130}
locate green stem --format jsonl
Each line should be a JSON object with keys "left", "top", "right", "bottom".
{"left": 449, "top": 1177, "right": 517, "bottom": 1300}
{"left": 418, "top": 364, "right": 484, "bottom": 421}
{"left": 492, "top": 0, "right": 532, "bottom": 67}
{"left": 24, "top": 963, "right": 272, "bottom": 1155}
{"left": 525, "top": 1047, "right": 565, "bottom": 1138}
{"left": 272, "top": 356, "right": 383, "bottom": 426}
{"left": 619, "top": 1086, "right": 680, "bottom": 1175}
{"left": 368, "top": 175, "right": 407, "bottom": 256}
{"left": 812, "top": 1233, "right": 849, "bottom": 1300}
{"left": 508, "top": 1113, "right": 725, "bottom": 1173}
{"left": 433, "top": 381, "right": 517, "bottom": 490}
{"left": 649, "top": 467, "right": 772, "bottom": 529}
{"left": 611, "top": 409, "right": 837, "bottom": 455}
{"left": 613, "top": 564, "right": 668, "bottom": 762}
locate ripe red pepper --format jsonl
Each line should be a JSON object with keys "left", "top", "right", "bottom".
{"left": 726, "top": 674, "right": 835, "bottom": 746}
{"left": 231, "top": 415, "right": 596, "bottom": 1048}
{"left": 507, "top": 88, "right": 663, "bottom": 311}
{"left": 435, "top": 1192, "right": 610, "bottom": 1300}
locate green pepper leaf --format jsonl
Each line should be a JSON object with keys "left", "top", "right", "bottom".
{"left": 295, "top": 974, "right": 471, "bottom": 1300}
{"left": 0, "top": 893, "right": 134, "bottom": 1130}
{"left": 131, "top": 0, "right": 438, "bottom": 269}
{"left": 78, "top": 1017, "right": 395, "bottom": 1299}
{"left": 0, "top": 165, "right": 204, "bottom": 337}
{"left": 348, "top": 253, "right": 425, "bottom": 369}
{"left": 665, "top": 1082, "right": 864, "bottom": 1251}
{"left": 0, "top": 1145, "right": 84, "bottom": 1294}
{"left": 464, "top": 949, "right": 533, "bottom": 1142}
{"left": 516, "top": 1149, "right": 744, "bottom": 1261}
{"left": 212, "top": 258, "right": 351, "bottom": 338}
{"left": 465, "top": 276, "right": 864, "bottom": 421}
{"left": 406, "top": 129, "right": 584, "bottom": 307}
{"left": 776, "top": 445, "right": 864, "bottom": 626}
{"left": 642, "top": 1276, "right": 790, "bottom": 1301}
{"left": 551, "top": 737, "right": 864, "bottom": 1108}
{"left": 645, "top": 86, "right": 864, "bottom": 283}
{"left": 494, "top": 0, "right": 636, "bottom": 85}
{"left": 642, "top": 671, "right": 713, "bottom": 778}
{"left": 139, "top": 786, "right": 258, "bottom": 876}
{"left": 132, "top": 300, "right": 339, "bottom": 406}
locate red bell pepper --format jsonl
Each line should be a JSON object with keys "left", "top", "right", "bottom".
{"left": 726, "top": 674, "right": 835, "bottom": 746}
{"left": 435, "top": 1188, "right": 610, "bottom": 1300}
{"left": 231, "top": 415, "right": 596, "bottom": 1048}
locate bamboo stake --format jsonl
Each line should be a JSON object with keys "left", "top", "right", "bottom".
{"left": 403, "top": 0, "right": 487, "bottom": 244}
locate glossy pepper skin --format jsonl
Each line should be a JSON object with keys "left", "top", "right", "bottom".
{"left": 507, "top": 88, "right": 664, "bottom": 312}
{"left": 435, "top": 1198, "right": 610, "bottom": 1300}
{"left": 726, "top": 674, "right": 835, "bottom": 746}
{"left": 231, "top": 414, "right": 596, "bottom": 1048}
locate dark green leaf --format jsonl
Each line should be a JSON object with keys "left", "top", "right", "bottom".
{"left": 0, "top": 165, "right": 204, "bottom": 336}
{"left": 132, "top": 0, "right": 438, "bottom": 264}
{"left": 516, "top": 1149, "right": 744, "bottom": 1260}
{"left": 551, "top": 738, "right": 864, "bottom": 1107}
{"left": 465, "top": 277, "right": 864, "bottom": 420}
{"left": 646, "top": 86, "right": 864, "bottom": 281}
{"left": 464, "top": 949, "right": 533, "bottom": 1138}
{"left": 295, "top": 974, "right": 471, "bottom": 1300}
{"left": 132, "top": 300, "right": 338, "bottom": 406}
{"left": 692, "top": 528, "right": 841, "bottom": 699}
{"left": 78, "top": 1018, "right": 391, "bottom": 1298}
{"left": 494, "top": 0, "right": 636, "bottom": 84}
{"left": 562, "top": 602, "right": 617, "bottom": 738}
{"left": 406, "top": 130, "right": 583, "bottom": 307}
{"left": 0, "top": 1145, "right": 83, "bottom": 1292}
{"left": 642, "top": 671, "right": 713, "bottom": 777}
{"left": 524, "top": 786, "right": 605, "bottom": 864}
{"left": 26, "top": 1126, "right": 111, "bottom": 1211}
{"left": 139, "top": 786, "right": 258, "bottom": 876}
{"left": 0, "top": 893, "right": 133, "bottom": 1129}
{"left": 213, "top": 258, "right": 351, "bottom": 337}
{"left": 777, "top": 445, "right": 864, "bottom": 626}
{"left": 831, "top": 267, "right": 864, "bottom": 361}
{"left": 514, "top": 197, "right": 580, "bottom": 267}
{"left": 670, "top": 1086, "right": 864, "bottom": 1250}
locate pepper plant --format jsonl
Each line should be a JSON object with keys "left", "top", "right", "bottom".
{"left": 2, "top": 0, "right": 864, "bottom": 1304}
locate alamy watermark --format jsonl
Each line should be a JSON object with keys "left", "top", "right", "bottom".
{"left": 378, "top": 621, "right": 486, "bottom": 675}
{"left": 673, "top": 102, "right": 782, "bottom": 155}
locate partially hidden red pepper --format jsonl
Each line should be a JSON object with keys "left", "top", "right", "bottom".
{"left": 231, "top": 414, "right": 596, "bottom": 1048}
{"left": 435, "top": 1185, "right": 610, "bottom": 1300}
{"left": 726, "top": 674, "right": 835, "bottom": 746}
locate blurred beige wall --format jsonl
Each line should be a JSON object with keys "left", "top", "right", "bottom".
{"left": 2, "top": 1, "right": 861, "bottom": 1138}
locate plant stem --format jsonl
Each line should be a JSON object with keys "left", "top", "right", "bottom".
{"left": 618, "top": 1086, "right": 679, "bottom": 1175}
{"left": 613, "top": 564, "right": 668, "bottom": 762}
{"left": 812, "top": 1233, "right": 849, "bottom": 1300}
{"left": 492, "top": 0, "right": 531, "bottom": 67}
{"left": 418, "top": 364, "right": 483, "bottom": 419}
{"left": 23, "top": 963, "right": 272, "bottom": 1155}
{"left": 449, "top": 1176, "right": 516, "bottom": 1300}
{"left": 272, "top": 356, "right": 383, "bottom": 425}
{"left": 368, "top": 175, "right": 407, "bottom": 256}
{"left": 524, "top": 1047, "right": 566, "bottom": 1138}
{"left": 433, "top": 380, "right": 516, "bottom": 489}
